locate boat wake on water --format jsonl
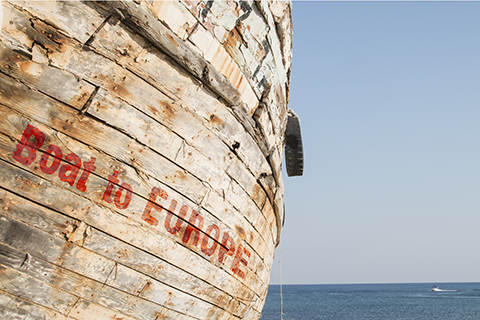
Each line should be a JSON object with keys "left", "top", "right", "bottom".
{"left": 432, "top": 286, "right": 457, "bottom": 292}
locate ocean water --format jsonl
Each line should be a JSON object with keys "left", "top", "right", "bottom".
{"left": 260, "top": 283, "right": 480, "bottom": 320}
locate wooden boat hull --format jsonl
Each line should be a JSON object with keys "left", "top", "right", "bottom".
{"left": 0, "top": 1, "right": 293, "bottom": 319}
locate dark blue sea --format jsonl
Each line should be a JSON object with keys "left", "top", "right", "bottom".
{"left": 260, "top": 283, "right": 480, "bottom": 320}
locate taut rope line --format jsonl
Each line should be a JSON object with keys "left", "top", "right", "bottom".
{"left": 279, "top": 241, "right": 284, "bottom": 320}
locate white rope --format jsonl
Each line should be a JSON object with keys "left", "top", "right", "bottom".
{"left": 279, "top": 242, "right": 284, "bottom": 320}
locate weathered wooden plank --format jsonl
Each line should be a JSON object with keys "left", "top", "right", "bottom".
{"left": 201, "top": 185, "right": 266, "bottom": 257}
{"left": 0, "top": 213, "right": 112, "bottom": 286}
{"left": 0, "top": 184, "right": 247, "bottom": 316}
{"left": 0, "top": 180, "right": 246, "bottom": 316}
{"left": 0, "top": 288, "right": 68, "bottom": 320}
{"left": 265, "top": 0, "right": 293, "bottom": 74}
{"left": 20, "top": 22, "right": 271, "bottom": 227}
{"left": 264, "top": 80, "right": 288, "bottom": 144}
{"left": 0, "top": 104, "right": 271, "bottom": 268}
{"left": 0, "top": 102, "right": 272, "bottom": 287}
{"left": 222, "top": 4, "right": 268, "bottom": 99}
{"left": 0, "top": 70, "right": 207, "bottom": 204}
{"left": 0, "top": 264, "right": 78, "bottom": 315}
{"left": 248, "top": 0, "right": 292, "bottom": 144}
{"left": 0, "top": 114, "right": 271, "bottom": 294}
{"left": 0, "top": 188, "right": 78, "bottom": 241}
{"left": 84, "top": 19, "right": 277, "bottom": 233}
{"left": 268, "top": 145, "right": 285, "bottom": 190}
{"left": 226, "top": 157, "right": 268, "bottom": 212}
{"left": 187, "top": 22, "right": 259, "bottom": 112}
{"left": 144, "top": 0, "right": 197, "bottom": 41}
{"left": 1, "top": 1, "right": 43, "bottom": 51}
{"left": 87, "top": 18, "right": 272, "bottom": 180}
{"left": 0, "top": 59, "right": 274, "bottom": 268}
{"left": 45, "top": 18, "right": 265, "bottom": 204}
{"left": 103, "top": 261, "right": 229, "bottom": 319}
{"left": 192, "top": 0, "right": 238, "bottom": 44}
{"left": 8, "top": 0, "right": 108, "bottom": 44}
{"left": 86, "top": 88, "right": 275, "bottom": 260}
{"left": 87, "top": 88, "right": 231, "bottom": 196}
{"left": 0, "top": 42, "right": 96, "bottom": 110}
{"left": 0, "top": 242, "right": 174, "bottom": 320}
{"left": 0, "top": 20, "right": 274, "bottom": 310}
{"left": 82, "top": 228, "right": 247, "bottom": 317}
{"left": 196, "top": 0, "right": 290, "bottom": 169}
{"left": 185, "top": 0, "right": 263, "bottom": 113}
{"left": 226, "top": 179, "right": 276, "bottom": 247}
{"left": 243, "top": 307, "right": 262, "bottom": 320}
{"left": 0, "top": 212, "right": 232, "bottom": 319}
{"left": 261, "top": 200, "right": 279, "bottom": 255}
{"left": 0, "top": 133, "right": 266, "bottom": 310}
{"left": 0, "top": 219, "right": 212, "bottom": 319}
{"left": 68, "top": 299, "right": 138, "bottom": 320}
{"left": 0, "top": 1, "right": 291, "bottom": 319}
{"left": 90, "top": 0, "right": 243, "bottom": 107}
{"left": 1, "top": 163, "right": 265, "bottom": 308}
{"left": 272, "top": 177, "right": 285, "bottom": 247}
{"left": 0, "top": 159, "right": 260, "bottom": 309}
{"left": 252, "top": 102, "right": 278, "bottom": 158}
{"left": 88, "top": 66, "right": 272, "bottom": 237}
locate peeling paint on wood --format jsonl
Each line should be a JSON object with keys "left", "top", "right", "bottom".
{"left": 0, "top": 0, "right": 293, "bottom": 319}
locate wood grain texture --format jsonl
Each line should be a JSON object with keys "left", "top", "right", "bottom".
{"left": 0, "top": 159, "right": 261, "bottom": 314}
{"left": 92, "top": 0, "right": 243, "bottom": 108}
{"left": 0, "top": 24, "right": 276, "bottom": 258}
{"left": 0, "top": 131, "right": 267, "bottom": 303}
{"left": 0, "top": 212, "right": 232, "bottom": 319}
{"left": 0, "top": 265, "right": 78, "bottom": 315}
{"left": 0, "top": 105, "right": 271, "bottom": 269}
{"left": 0, "top": 188, "right": 247, "bottom": 317}
{"left": 0, "top": 242, "right": 172, "bottom": 320}
{"left": 82, "top": 19, "right": 276, "bottom": 238}
{"left": 0, "top": 289, "right": 69, "bottom": 320}
{"left": 6, "top": 0, "right": 108, "bottom": 44}
{"left": 0, "top": 106, "right": 271, "bottom": 293}
{"left": 0, "top": 1, "right": 292, "bottom": 318}
{"left": 0, "top": 41, "right": 95, "bottom": 110}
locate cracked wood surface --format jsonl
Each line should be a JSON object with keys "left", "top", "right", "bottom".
{"left": 0, "top": 67, "right": 273, "bottom": 286}
{"left": 0, "top": 0, "right": 292, "bottom": 319}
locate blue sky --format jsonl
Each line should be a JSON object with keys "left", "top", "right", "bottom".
{"left": 271, "top": 1, "right": 480, "bottom": 285}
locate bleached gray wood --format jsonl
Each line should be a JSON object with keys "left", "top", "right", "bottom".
{"left": 91, "top": 0, "right": 243, "bottom": 107}
{"left": 0, "top": 37, "right": 275, "bottom": 273}
{"left": 87, "top": 88, "right": 231, "bottom": 196}
{"left": 0, "top": 41, "right": 96, "bottom": 110}
{"left": 0, "top": 159, "right": 260, "bottom": 309}
{"left": 0, "top": 106, "right": 271, "bottom": 266}
{"left": 0, "top": 265, "right": 78, "bottom": 315}
{"left": 83, "top": 19, "right": 278, "bottom": 234}
{"left": 0, "top": 137, "right": 267, "bottom": 308}
{"left": 86, "top": 19, "right": 272, "bottom": 180}
{"left": 7, "top": 0, "right": 108, "bottom": 44}
{"left": 0, "top": 187, "right": 248, "bottom": 317}
{"left": 0, "top": 1, "right": 292, "bottom": 318}
{"left": 0, "top": 109, "right": 271, "bottom": 290}
{"left": 0, "top": 211, "right": 232, "bottom": 319}
{"left": 0, "top": 70, "right": 207, "bottom": 203}
{"left": 0, "top": 242, "right": 178, "bottom": 320}
{"left": 68, "top": 299, "right": 138, "bottom": 320}
{"left": 0, "top": 146, "right": 268, "bottom": 305}
{"left": 0, "top": 289, "right": 68, "bottom": 320}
